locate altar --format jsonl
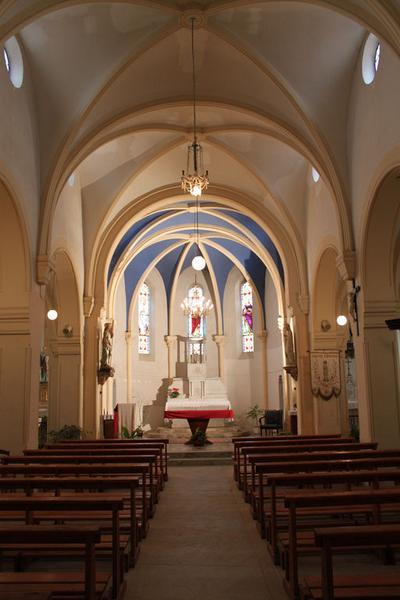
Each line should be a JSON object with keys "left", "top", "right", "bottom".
{"left": 164, "top": 337, "right": 233, "bottom": 435}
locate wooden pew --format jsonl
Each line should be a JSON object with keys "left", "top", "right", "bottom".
{"left": 0, "top": 463, "right": 150, "bottom": 537}
{"left": 255, "top": 456, "right": 400, "bottom": 541}
{"left": 0, "top": 476, "right": 140, "bottom": 566}
{"left": 233, "top": 437, "right": 356, "bottom": 484}
{"left": 3, "top": 454, "right": 158, "bottom": 516}
{"left": 241, "top": 443, "right": 378, "bottom": 497}
{"left": 0, "top": 525, "right": 105, "bottom": 600}
{"left": 50, "top": 439, "right": 170, "bottom": 481}
{"left": 0, "top": 497, "right": 124, "bottom": 599}
{"left": 25, "top": 446, "right": 164, "bottom": 489}
{"left": 261, "top": 469, "right": 400, "bottom": 565}
{"left": 283, "top": 487, "right": 400, "bottom": 598}
{"left": 307, "top": 524, "right": 400, "bottom": 600}
{"left": 245, "top": 448, "right": 400, "bottom": 502}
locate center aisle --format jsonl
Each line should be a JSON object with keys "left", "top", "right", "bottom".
{"left": 126, "top": 465, "right": 286, "bottom": 600}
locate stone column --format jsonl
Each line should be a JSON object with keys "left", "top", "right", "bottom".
{"left": 292, "top": 301, "right": 315, "bottom": 435}
{"left": 48, "top": 337, "right": 81, "bottom": 431}
{"left": 0, "top": 306, "right": 39, "bottom": 453}
{"left": 164, "top": 335, "right": 177, "bottom": 380}
{"left": 125, "top": 330, "right": 133, "bottom": 403}
{"left": 355, "top": 301, "right": 400, "bottom": 448}
{"left": 257, "top": 330, "right": 268, "bottom": 410}
{"left": 82, "top": 296, "right": 101, "bottom": 439}
{"left": 212, "top": 334, "right": 225, "bottom": 380}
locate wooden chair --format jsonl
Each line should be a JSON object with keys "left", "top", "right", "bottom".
{"left": 259, "top": 410, "right": 283, "bottom": 436}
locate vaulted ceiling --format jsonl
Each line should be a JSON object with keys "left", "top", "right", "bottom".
{"left": 2, "top": 0, "right": 400, "bottom": 295}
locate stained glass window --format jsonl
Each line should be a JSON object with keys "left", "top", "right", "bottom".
{"left": 138, "top": 282, "right": 150, "bottom": 354}
{"left": 241, "top": 281, "right": 254, "bottom": 353}
{"left": 188, "top": 285, "right": 205, "bottom": 340}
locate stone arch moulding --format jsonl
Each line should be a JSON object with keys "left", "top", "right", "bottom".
{"left": 312, "top": 244, "right": 341, "bottom": 339}
{"left": 360, "top": 166, "right": 400, "bottom": 314}
{"left": 88, "top": 186, "right": 307, "bottom": 319}
{"left": 39, "top": 95, "right": 352, "bottom": 273}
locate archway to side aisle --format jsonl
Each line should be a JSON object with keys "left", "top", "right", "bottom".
{"left": 357, "top": 168, "right": 400, "bottom": 447}
{"left": 0, "top": 178, "right": 39, "bottom": 453}
{"left": 45, "top": 249, "right": 82, "bottom": 433}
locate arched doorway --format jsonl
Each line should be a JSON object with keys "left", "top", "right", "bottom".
{"left": 0, "top": 179, "right": 38, "bottom": 452}
{"left": 312, "top": 246, "right": 351, "bottom": 435}
{"left": 45, "top": 249, "right": 82, "bottom": 432}
{"left": 358, "top": 170, "right": 400, "bottom": 447}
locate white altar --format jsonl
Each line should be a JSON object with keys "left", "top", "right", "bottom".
{"left": 165, "top": 338, "right": 232, "bottom": 428}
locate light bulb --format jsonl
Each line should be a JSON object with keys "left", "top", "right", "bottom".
{"left": 191, "top": 184, "right": 202, "bottom": 197}
{"left": 336, "top": 315, "right": 348, "bottom": 326}
{"left": 192, "top": 256, "right": 206, "bottom": 271}
{"left": 47, "top": 309, "right": 58, "bottom": 321}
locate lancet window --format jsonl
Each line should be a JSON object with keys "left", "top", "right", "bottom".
{"left": 138, "top": 282, "right": 150, "bottom": 354}
{"left": 241, "top": 281, "right": 254, "bottom": 353}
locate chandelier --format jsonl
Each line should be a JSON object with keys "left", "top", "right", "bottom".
{"left": 181, "top": 17, "right": 209, "bottom": 198}
{"left": 181, "top": 283, "right": 213, "bottom": 318}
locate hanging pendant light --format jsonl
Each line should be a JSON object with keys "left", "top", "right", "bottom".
{"left": 181, "top": 16, "right": 209, "bottom": 198}
{"left": 181, "top": 282, "right": 213, "bottom": 317}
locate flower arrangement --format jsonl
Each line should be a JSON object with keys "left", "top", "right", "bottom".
{"left": 168, "top": 387, "right": 180, "bottom": 399}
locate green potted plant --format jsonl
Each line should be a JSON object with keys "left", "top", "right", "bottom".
{"left": 246, "top": 405, "right": 264, "bottom": 433}
{"left": 168, "top": 387, "right": 180, "bottom": 399}
{"left": 121, "top": 425, "right": 144, "bottom": 439}
{"left": 48, "top": 424, "right": 82, "bottom": 443}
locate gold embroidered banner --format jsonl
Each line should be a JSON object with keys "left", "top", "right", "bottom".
{"left": 310, "top": 350, "right": 341, "bottom": 400}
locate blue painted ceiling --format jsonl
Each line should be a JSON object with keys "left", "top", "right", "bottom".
{"left": 108, "top": 205, "right": 285, "bottom": 327}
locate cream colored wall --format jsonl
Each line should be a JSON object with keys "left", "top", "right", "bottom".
{"left": 264, "top": 269, "right": 284, "bottom": 410}
{"left": 131, "top": 268, "right": 168, "bottom": 428}
{"left": 51, "top": 177, "right": 85, "bottom": 311}
{"left": 0, "top": 42, "right": 40, "bottom": 264}
{"left": 223, "top": 267, "right": 264, "bottom": 418}
{"left": 349, "top": 40, "right": 400, "bottom": 250}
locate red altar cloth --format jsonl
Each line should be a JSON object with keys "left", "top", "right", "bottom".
{"left": 164, "top": 410, "right": 234, "bottom": 419}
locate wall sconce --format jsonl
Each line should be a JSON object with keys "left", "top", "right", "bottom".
{"left": 321, "top": 319, "right": 331, "bottom": 332}
{"left": 336, "top": 315, "right": 348, "bottom": 326}
{"left": 47, "top": 309, "right": 58, "bottom": 321}
{"left": 62, "top": 324, "right": 73, "bottom": 337}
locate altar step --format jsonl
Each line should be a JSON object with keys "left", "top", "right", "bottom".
{"left": 148, "top": 425, "right": 242, "bottom": 444}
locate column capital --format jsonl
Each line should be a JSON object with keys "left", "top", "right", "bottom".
{"left": 36, "top": 254, "right": 54, "bottom": 285}
{"left": 296, "top": 294, "right": 309, "bottom": 315}
{"left": 212, "top": 334, "right": 225, "bottom": 345}
{"left": 164, "top": 335, "right": 177, "bottom": 347}
{"left": 83, "top": 295, "right": 95, "bottom": 317}
{"left": 336, "top": 250, "right": 356, "bottom": 281}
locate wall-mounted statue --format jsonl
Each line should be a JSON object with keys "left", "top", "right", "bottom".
{"left": 98, "top": 321, "right": 115, "bottom": 384}
{"left": 283, "top": 321, "right": 296, "bottom": 366}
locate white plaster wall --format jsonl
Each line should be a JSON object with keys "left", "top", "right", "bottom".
{"left": 223, "top": 267, "right": 264, "bottom": 418}
{"left": 348, "top": 40, "right": 400, "bottom": 250}
{"left": 172, "top": 267, "right": 218, "bottom": 377}
{"left": 265, "top": 269, "right": 284, "bottom": 409}
{"left": 51, "top": 176, "right": 85, "bottom": 316}
{"left": 131, "top": 268, "right": 168, "bottom": 428}
{"left": 0, "top": 40, "right": 40, "bottom": 270}
{"left": 112, "top": 275, "right": 127, "bottom": 408}
{"left": 306, "top": 175, "right": 341, "bottom": 302}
